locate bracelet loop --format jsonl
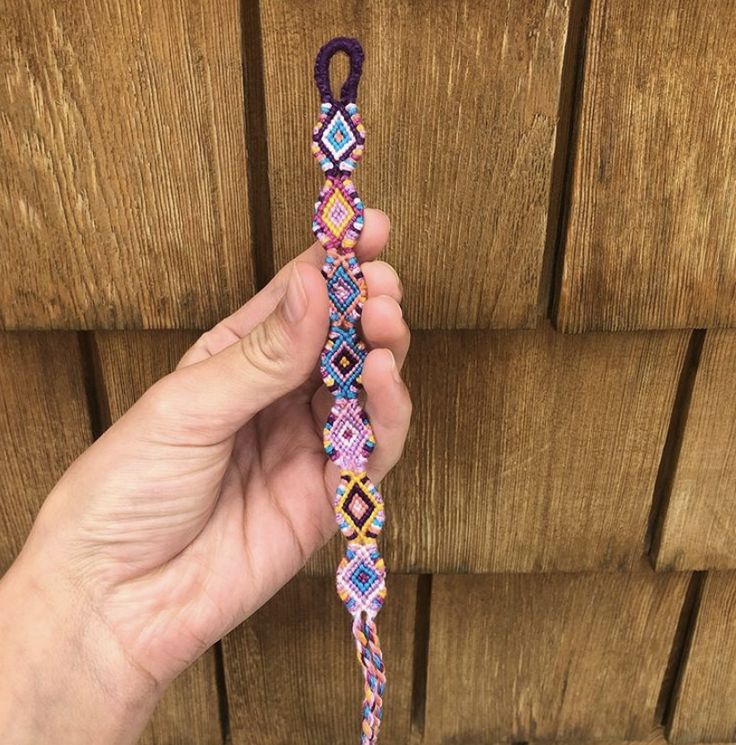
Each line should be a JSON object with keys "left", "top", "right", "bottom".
{"left": 314, "top": 37, "right": 364, "bottom": 104}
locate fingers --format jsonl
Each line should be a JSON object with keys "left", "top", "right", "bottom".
{"left": 362, "top": 261, "right": 402, "bottom": 303}
{"left": 138, "top": 263, "right": 329, "bottom": 442}
{"left": 361, "top": 295, "right": 409, "bottom": 368}
{"left": 179, "top": 209, "right": 391, "bottom": 367}
{"left": 362, "top": 349, "right": 412, "bottom": 482}
{"left": 311, "top": 293, "right": 410, "bottom": 424}
{"left": 301, "top": 208, "right": 391, "bottom": 269}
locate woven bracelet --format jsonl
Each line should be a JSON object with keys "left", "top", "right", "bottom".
{"left": 311, "top": 37, "right": 387, "bottom": 745}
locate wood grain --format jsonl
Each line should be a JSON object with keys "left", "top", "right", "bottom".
{"left": 93, "top": 330, "right": 199, "bottom": 422}
{"left": 425, "top": 569, "right": 690, "bottom": 743}
{"left": 93, "top": 330, "right": 220, "bottom": 745}
{"left": 306, "top": 325, "right": 688, "bottom": 575}
{"left": 557, "top": 0, "right": 736, "bottom": 332}
{"left": 539, "top": 726, "right": 672, "bottom": 745}
{"left": 0, "top": 0, "right": 254, "bottom": 329}
{"left": 223, "top": 575, "right": 417, "bottom": 745}
{"left": 654, "top": 331, "right": 736, "bottom": 570}
{"left": 668, "top": 572, "right": 736, "bottom": 744}
{"left": 0, "top": 332, "right": 91, "bottom": 572}
{"left": 259, "top": 0, "right": 570, "bottom": 329}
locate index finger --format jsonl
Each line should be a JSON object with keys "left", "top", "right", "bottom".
{"left": 178, "top": 208, "right": 391, "bottom": 367}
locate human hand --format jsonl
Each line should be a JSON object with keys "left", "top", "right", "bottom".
{"left": 0, "top": 209, "right": 411, "bottom": 743}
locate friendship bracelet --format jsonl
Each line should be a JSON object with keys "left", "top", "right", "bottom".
{"left": 312, "top": 38, "right": 387, "bottom": 744}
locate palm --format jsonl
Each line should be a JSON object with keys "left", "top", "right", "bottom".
{"left": 83, "top": 375, "right": 338, "bottom": 680}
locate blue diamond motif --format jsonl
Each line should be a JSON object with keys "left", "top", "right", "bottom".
{"left": 321, "top": 110, "right": 356, "bottom": 160}
{"left": 328, "top": 264, "right": 360, "bottom": 313}
{"left": 350, "top": 561, "right": 378, "bottom": 594}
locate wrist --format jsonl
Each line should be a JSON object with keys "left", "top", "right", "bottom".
{"left": 0, "top": 547, "right": 161, "bottom": 744}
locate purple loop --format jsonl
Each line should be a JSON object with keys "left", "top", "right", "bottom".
{"left": 314, "top": 37, "right": 364, "bottom": 104}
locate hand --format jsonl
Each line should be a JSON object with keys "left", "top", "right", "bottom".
{"left": 0, "top": 209, "right": 411, "bottom": 743}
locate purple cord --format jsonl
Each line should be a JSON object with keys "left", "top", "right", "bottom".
{"left": 314, "top": 37, "right": 364, "bottom": 104}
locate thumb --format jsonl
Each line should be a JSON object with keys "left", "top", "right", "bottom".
{"left": 141, "top": 262, "right": 328, "bottom": 440}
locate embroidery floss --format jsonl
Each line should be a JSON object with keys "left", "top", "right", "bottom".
{"left": 312, "top": 38, "right": 386, "bottom": 744}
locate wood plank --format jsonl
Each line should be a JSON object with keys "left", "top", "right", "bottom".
{"left": 668, "top": 572, "right": 736, "bottom": 744}
{"left": 306, "top": 325, "right": 688, "bottom": 575}
{"left": 655, "top": 332, "right": 736, "bottom": 570}
{"left": 518, "top": 727, "right": 673, "bottom": 745}
{"left": 0, "top": 1, "right": 254, "bottom": 329}
{"left": 223, "top": 575, "right": 417, "bottom": 745}
{"left": 93, "top": 330, "right": 199, "bottom": 423}
{"left": 425, "top": 569, "right": 690, "bottom": 743}
{"left": 259, "top": 0, "right": 570, "bottom": 329}
{"left": 0, "top": 332, "right": 91, "bottom": 572}
{"left": 557, "top": 0, "right": 736, "bottom": 332}
{"left": 93, "top": 330, "right": 220, "bottom": 745}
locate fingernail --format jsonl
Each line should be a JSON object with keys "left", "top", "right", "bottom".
{"left": 384, "top": 261, "right": 402, "bottom": 293}
{"left": 283, "top": 263, "right": 307, "bottom": 322}
{"left": 387, "top": 349, "right": 401, "bottom": 383}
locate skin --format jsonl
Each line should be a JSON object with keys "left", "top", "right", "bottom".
{"left": 0, "top": 209, "right": 411, "bottom": 744}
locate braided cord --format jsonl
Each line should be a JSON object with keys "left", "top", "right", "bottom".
{"left": 311, "top": 38, "right": 386, "bottom": 744}
{"left": 354, "top": 616, "right": 386, "bottom": 743}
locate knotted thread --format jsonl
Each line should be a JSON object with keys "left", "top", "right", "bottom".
{"left": 311, "top": 38, "right": 387, "bottom": 744}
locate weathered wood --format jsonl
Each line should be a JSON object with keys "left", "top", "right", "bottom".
{"left": 259, "top": 0, "right": 570, "bottom": 329}
{"left": 548, "top": 727, "right": 671, "bottom": 745}
{"left": 668, "top": 572, "right": 736, "bottom": 744}
{"left": 0, "top": 0, "right": 254, "bottom": 329}
{"left": 425, "top": 569, "right": 690, "bottom": 743}
{"left": 655, "top": 332, "right": 736, "bottom": 570}
{"left": 223, "top": 575, "right": 417, "bottom": 745}
{"left": 306, "top": 325, "right": 688, "bottom": 575}
{"left": 557, "top": 0, "right": 736, "bottom": 331}
{"left": 93, "top": 330, "right": 220, "bottom": 745}
{"left": 0, "top": 332, "right": 91, "bottom": 572}
{"left": 93, "top": 330, "right": 199, "bottom": 422}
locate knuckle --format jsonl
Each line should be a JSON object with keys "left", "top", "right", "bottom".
{"left": 239, "top": 317, "right": 292, "bottom": 376}
{"left": 193, "top": 329, "right": 217, "bottom": 356}
{"left": 138, "top": 375, "right": 179, "bottom": 421}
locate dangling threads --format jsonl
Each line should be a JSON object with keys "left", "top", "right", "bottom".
{"left": 311, "top": 37, "right": 387, "bottom": 744}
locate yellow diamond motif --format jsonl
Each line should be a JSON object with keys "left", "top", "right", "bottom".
{"left": 321, "top": 187, "right": 356, "bottom": 237}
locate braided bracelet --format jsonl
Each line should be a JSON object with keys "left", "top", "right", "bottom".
{"left": 311, "top": 38, "right": 387, "bottom": 744}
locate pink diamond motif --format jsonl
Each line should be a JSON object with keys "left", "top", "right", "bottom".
{"left": 323, "top": 399, "right": 375, "bottom": 469}
{"left": 348, "top": 493, "right": 369, "bottom": 520}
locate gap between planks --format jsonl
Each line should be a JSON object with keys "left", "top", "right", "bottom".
{"left": 538, "top": 0, "right": 590, "bottom": 318}
{"left": 657, "top": 571, "right": 707, "bottom": 735}
{"left": 545, "top": 0, "right": 592, "bottom": 325}
{"left": 240, "top": 0, "right": 275, "bottom": 290}
{"left": 647, "top": 330, "right": 707, "bottom": 559}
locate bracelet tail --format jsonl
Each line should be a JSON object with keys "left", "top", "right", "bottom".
{"left": 354, "top": 615, "right": 385, "bottom": 744}
{"left": 336, "top": 539, "right": 387, "bottom": 743}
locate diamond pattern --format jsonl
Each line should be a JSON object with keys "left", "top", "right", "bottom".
{"left": 322, "top": 254, "right": 366, "bottom": 326}
{"left": 320, "top": 326, "right": 366, "bottom": 399}
{"left": 312, "top": 175, "right": 364, "bottom": 250}
{"left": 324, "top": 399, "right": 375, "bottom": 470}
{"left": 350, "top": 559, "right": 379, "bottom": 593}
{"left": 312, "top": 101, "right": 365, "bottom": 173}
{"left": 333, "top": 469, "right": 383, "bottom": 540}
{"left": 324, "top": 187, "right": 355, "bottom": 235}
{"left": 322, "top": 109, "right": 357, "bottom": 160}
{"left": 336, "top": 542, "right": 387, "bottom": 619}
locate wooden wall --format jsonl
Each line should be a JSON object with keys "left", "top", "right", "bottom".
{"left": 1, "top": 1, "right": 735, "bottom": 743}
